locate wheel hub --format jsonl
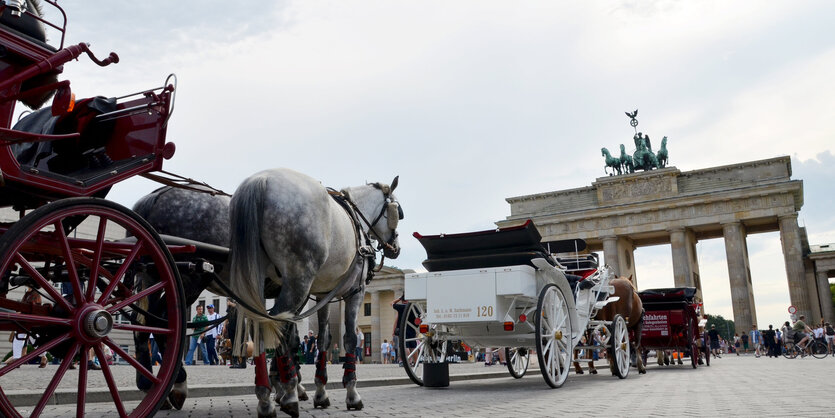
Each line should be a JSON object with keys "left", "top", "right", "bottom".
{"left": 554, "top": 330, "right": 563, "bottom": 340}
{"left": 84, "top": 309, "right": 114, "bottom": 338}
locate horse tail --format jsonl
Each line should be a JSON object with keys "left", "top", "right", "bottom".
{"left": 229, "top": 176, "right": 292, "bottom": 353}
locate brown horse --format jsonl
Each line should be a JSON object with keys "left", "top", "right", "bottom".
{"left": 574, "top": 276, "right": 646, "bottom": 375}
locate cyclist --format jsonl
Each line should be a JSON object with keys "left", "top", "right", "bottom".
{"left": 792, "top": 315, "right": 813, "bottom": 355}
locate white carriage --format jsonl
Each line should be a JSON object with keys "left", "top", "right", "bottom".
{"left": 398, "top": 220, "right": 631, "bottom": 388}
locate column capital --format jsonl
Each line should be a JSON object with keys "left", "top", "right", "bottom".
{"left": 667, "top": 227, "right": 686, "bottom": 234}
{"left": 601, "top": 235, "right": 618, "bottom": 242}
{"left": 778, "top": 213, "right": 799, "bottom": 222}
{"left": 720, "top": 220, "right": 742, "bottom": 227}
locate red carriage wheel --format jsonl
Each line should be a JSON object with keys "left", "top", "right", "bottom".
{"left": 0, "top": 198, "right": 186, "bottom": 418}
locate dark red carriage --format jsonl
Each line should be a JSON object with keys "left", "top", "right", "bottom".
{"left": 638, "top": 287, "right": 710, "bottom": 368}
{"left": 0, "top": 2, "right": 192, "bottom": 416}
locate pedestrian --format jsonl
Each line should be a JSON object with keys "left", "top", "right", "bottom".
{"left": 356, "top": 327, "right": 364, "bottom": 362}
{"left": 733, "top": 333, "right": 740, "bottom": 356}
{"left": 330, "top": 343, "right": 340, "bottom": 365}
{"left": 750, "top": 325, "right": 762, "bottom": 358}
{"left": 185, "top": 305, "right": 209, "bottom": 365}
{"left": 20, "top": 287, "right": 47, "bottom": 368}
{"left": 740, "top": 331, "right": 749, "bottom": 354}
{"left": 224, "top": 300, "right": 246, "bottom": 369}
{"left": 305, "top": 330, "right": 317, "bottom": 364}
{"left": 708, "top": 325, "right": 721, "bottom": 358}
{"left": 149, "top": 333, "right": 163, "bottom": 366}
{"left": 205, "top": 304, "right": 220, "bottom": 365}
{"left": 825, "top": 322, "right": 835, "bottom": 354}
{"left": 381, "top": 339, "right": 390, "bottom": 364}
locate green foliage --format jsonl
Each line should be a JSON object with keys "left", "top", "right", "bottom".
{"left": 705, "top": 313, "right": 735, "bottom": 341}
{"left": 830, "top": 283, "right": 835, "bottom": 311}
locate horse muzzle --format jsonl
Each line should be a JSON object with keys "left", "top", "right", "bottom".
{"left": 383, "top": 243, "right": 401, "bottom": 259}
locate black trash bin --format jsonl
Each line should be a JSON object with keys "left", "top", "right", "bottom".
{"left": 423, "top": 362, "right": 449, "bottom": 387}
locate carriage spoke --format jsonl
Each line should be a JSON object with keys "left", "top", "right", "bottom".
{"left": 104, "top": 338, "right": 160, "bottom": 384}
{"left": 86, "top": 217, "right": 109, "bottom": 301}
{"left": 54, "top": 221, "right": 84, "bottom": 303}
{"left": 113, "top": 322, "right": 173, "bottom": 335}
{"left": 97, "top": 240, "right": 144, "bottom": 305}
{"left": 0, "top": 333, "right": 70, "bottom": 377}
{"left": 0, "top": 311, "right": 72, "bottom": 327}
{"left": 106, "top": 281, "right": 164, "bottom": 314}
{"left": 14, "top": 253, "right": 74, "bottom": 312}
{"left": 32, "top": 341, "right": 80, "bottom": 417}
{"left": 95, "top": 344, "right": 128, "bottom": 418}
{"left": 77, "top": 344, "right": 89, "bottom": 418}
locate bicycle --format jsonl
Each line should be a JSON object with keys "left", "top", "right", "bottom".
{"left": 782, "top": 337, "right": 828, "bottom": 359}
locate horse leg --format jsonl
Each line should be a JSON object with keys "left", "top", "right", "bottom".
{"left": 342, "top": 290, "right": 364, "bottom": 410}
{"left": 255, "top": 350, "right": 278, "bottom": 418}
{"left": 313, "top": 309, "right": 331, "bottom": 409}
{"left": 156, "top": 333, "right": 188, "bottom": 410}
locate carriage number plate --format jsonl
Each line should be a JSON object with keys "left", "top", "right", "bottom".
{"left": 477, "top": 305, "right": 494, "bottom": 317}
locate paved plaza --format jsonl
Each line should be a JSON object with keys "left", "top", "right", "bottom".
{"left": 6, "top": 354, "right": 834, "bottom": 417}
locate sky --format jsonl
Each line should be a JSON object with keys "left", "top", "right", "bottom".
{"left": 29, "top": 1, "right": 835, "bottom": 333}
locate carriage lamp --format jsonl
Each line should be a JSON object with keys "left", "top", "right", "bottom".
{"left": 518, "top": 314, "right": 527, "bottom": 323}
{"left": 503, "top": 322, "right": 514, "bottom": 331}
{"left": 419, "top": 324, "right": 429, "bottom": 333}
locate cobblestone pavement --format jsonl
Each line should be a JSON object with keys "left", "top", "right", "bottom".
{"left": 7, "top": 355, "right": 835, "bottom": 417}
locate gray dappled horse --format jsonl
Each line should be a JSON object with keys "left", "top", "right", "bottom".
{"left": 133, "top": 186, "right": 314, "bottom": 410}
{"left": 228, "top": 168, "right": 402, "bottom": 418}
{"left": 131, "top": 186, "right": 231, "bottom": 409}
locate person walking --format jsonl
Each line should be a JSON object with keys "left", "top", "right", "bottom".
{"left": 224, "top": 300, "right": 246, "bottom": 369}
{"left": 185, "top": 305, "right": 209, "bottom": 365}
{"left": 355, "top": 327, "right": 364, "bottom": 362}
{"left": 305, "top": 330, "right": 317, "bottom": 365}
{"left": 205, "top": 304, "right": 220, "bottom": 365}
{"left": 824, "top": 322, "right": 834, "bottom": 354}
{"left": 708, "top": 325, "right": 721, "bottom": 358}
{"left": 380, "top": 339, "right": 390, "bottom": 364}
{"left": 750, "top": 325, "right": 762, "bottom": 358}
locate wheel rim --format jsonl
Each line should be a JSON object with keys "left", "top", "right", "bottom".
{"left": 536, "top": 284, "right": 571, "bottom": 388}
{"left": 400, "top": 302, "right": 446, "bottom": 386}
{"left": 0, "top": 199, "right": 185, "bottom": 418}
{"left": 612, "top": 316, "right": 630, "bottom": 378}
{"left": 506, "top": 347, "right": 529, "bottom": 379}
{"left": 811, "top": 341, "right": 827, "bottom": 359}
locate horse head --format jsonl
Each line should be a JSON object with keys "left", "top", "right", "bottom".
{"left": 601, "top": 147, "right": 608, "bottom": 157}
{"left": 345, "top": 176, "right": 404, "bottom": 259}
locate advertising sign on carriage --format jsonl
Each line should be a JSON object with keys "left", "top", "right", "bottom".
{"left": 643, "top": 311, "right": 671, "bottom": 337}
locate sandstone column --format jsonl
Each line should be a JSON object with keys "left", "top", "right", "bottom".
{"left": 722, "top": 221, "right": 757, "bottom": 332}
{"left": 670, "top": 228, "right": 692, "bottom": 287}
{"left": 602, "top": 236, "right": 620, "bottom": 276}
{"left": 816, "top": 271, "right": 835, "bottom": 324}
{"left": 779, "top": 214, "right": 812, "bottom": 320}
{"left": 370, "top": 290, "right": 381, "bottom": 363}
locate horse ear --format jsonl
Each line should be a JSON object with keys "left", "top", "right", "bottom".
{"left": 390, "top": 176, "right": 399, "bottom": 192}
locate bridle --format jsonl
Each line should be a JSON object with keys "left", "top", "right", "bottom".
{"left": 349, "top": 183, "right": 403, "bottom": 261}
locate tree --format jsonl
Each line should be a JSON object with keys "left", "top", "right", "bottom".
{"left": 704, "top": 314, "right": 735, "bottom": 341}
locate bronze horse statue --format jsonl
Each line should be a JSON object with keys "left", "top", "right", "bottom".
{"left": 574, "top": 276, "right": 646, "bottom": 375}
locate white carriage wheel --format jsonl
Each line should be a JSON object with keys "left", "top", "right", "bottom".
{"left": 608, "top": 314, "right": 630, "bottom": 379}
{"left": 505, "top": 347, "right": 530, "bottom": 379}
{"left": 535, "top": 284, "right": 572, "bottom": 388}
{"left": 399, "top": 302, "right": 447, "bottom": 386}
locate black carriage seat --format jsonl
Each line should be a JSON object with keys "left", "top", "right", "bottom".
{"left": 414, "top": 220, "right": 559, "bottom": 272}
{"left": 555, "top": 253, "right": 599, "bottom": 272}
{"left": 0, "top": 4, "right": 56, "bottom": 53}
{"left": 11, "top": 96, "right": 126, "bottom": 180}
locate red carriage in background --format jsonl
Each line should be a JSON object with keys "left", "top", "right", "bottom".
{"left": 638, "top": 287, "right": 710, "bottom": 368}
{"left": 0, "top": 1, "right": 189, "bottom": 416}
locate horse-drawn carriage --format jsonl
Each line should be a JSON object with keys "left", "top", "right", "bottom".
{"left": 638, "top": 287, "right": 710, "bottom": 368}
{"left": 0, "top": 1, "right": 192, "bottom": 416}
{"left": 399, "top": 220, "right": 632, "bottom": 388}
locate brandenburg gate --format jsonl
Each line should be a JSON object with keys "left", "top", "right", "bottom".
{"left": 497, "top": 156, "right": 835, "bottom": 331}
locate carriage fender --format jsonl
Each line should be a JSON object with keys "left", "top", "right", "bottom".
{"left": 531, "top": 258, "right": 580, "bottom": 342}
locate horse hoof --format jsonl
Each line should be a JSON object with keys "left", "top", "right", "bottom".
{"left": 347, "top": 400, "right": 364, "bottom": 411}
{"left": 279, "top": 403, "right": 299, "bottom": 418}
{"left": 639, "top": 369, "right": 647, "bottom": 374}
{"left": 168, "top": 391, "right": 187, "bottom": 410}
{"left": 298, "top": 391, "right": 309, "bottom": 402}
{"left": 159, "top": 398, "right": 173, "bottom": 410}
{"left": 314, "top": 397, "right": 331, "bottom": 409}
{"left": 589, "top": 369, "right": 598, "bottom": 375}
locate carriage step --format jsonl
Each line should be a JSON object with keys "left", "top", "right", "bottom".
{"left": 594, "top": 296, "right": 620, "bottom": 309}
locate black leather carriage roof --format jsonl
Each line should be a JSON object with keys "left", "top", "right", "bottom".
{"left": 413, "top": 219, "right": 558, "bottom": 272}
{"left": 638, "top": 287, "right": 698, "bottom": 303}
